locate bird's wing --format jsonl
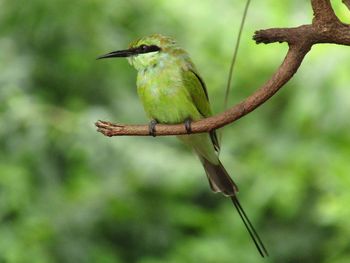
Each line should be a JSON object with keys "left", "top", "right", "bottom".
{"left": 182, "top": 69, "right": 211, "bottom": 117}
{"left": 181, "top": 68, "right": 220, "bottom": 151}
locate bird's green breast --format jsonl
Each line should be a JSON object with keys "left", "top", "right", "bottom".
{"left": 136, "top": 61, "right": 201, "bottom": 124}
{"left": 133, "top": 49, "right": 218, "bottom": 164}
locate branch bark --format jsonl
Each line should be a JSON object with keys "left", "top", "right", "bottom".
{"left": 96, "top": 0, "right": 350, "bottom": 137}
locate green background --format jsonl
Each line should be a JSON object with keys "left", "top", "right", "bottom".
{"left": 1, "top": 0, "right": 350, "bottom": 262}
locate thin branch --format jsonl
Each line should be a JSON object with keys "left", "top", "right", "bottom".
{"left": 219, "top": 0, "right": 251, "bottom": 154}
{"left": 224, "top": 0, "right": 251, "bottom": 110}
{"left": 311, "top": 0, "right": 339, "bottom": 24}
{"left": 96, "top": 0, "right": 350, "bottom": 137}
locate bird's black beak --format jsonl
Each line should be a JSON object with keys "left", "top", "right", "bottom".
{"left": 97, "top": 45, "right": 161, "bottom": 60}
{"left": 97, "top": 48, "right": 137, "bottom": 59}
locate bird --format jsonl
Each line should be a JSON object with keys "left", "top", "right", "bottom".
{"left": 98, "top": 34, "right": 268, "bottom": 257}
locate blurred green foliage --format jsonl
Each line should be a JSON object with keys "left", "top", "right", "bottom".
{"left": 1, "top": 0, "right": 350, "bottom": 262}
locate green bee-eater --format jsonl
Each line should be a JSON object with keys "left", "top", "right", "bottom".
{"left": 98, "top": 34, "right": 268, "bottom": 257}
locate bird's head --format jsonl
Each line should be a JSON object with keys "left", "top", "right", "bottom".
{"left": 98, "top": 34, "right": 185, "bottom": 71}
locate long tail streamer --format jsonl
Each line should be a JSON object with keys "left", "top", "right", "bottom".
{"left": 231, "top": 196, "right": 269, "bottom": 257}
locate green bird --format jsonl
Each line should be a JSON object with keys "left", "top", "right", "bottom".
{"left": 98, "top": 34, "right": 268, "bottom": 257}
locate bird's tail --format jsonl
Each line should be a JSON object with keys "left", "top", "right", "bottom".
{"left": 199, "top": 157, "right": 269, "bottom": 257}
{"left": 199, "top": 157, "right": 238, "bottom": 196}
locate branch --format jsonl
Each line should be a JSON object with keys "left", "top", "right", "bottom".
{"left": 311, "top": 0, "right": 339, "bottom": 24}
{"left": 96, "top": 0, "right": 350, "bottom": 137}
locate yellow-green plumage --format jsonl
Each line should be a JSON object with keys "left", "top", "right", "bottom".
{"left": 130, "top": 35, "right": 210, "bottom": 122}
{"left": 128, "top": 34, "right": 236, "bottom": 194}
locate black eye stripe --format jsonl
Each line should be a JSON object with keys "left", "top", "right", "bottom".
{"left": 137, "top": 45, "right": 161, "bottom": 54}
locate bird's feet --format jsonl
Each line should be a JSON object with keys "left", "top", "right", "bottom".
{"left": 184, "top": 118, "right": 192, "bottom": 134}
{"left": 149, "top": 119, "right": 158, "bottom": 137}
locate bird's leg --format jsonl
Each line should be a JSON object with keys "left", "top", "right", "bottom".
{"left": 149, "top": 119, "right": 158, "bottom": 137}
{"left": 184, "top": 118, "right": 192, "bottom": 134}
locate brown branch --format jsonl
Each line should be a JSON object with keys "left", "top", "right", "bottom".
{"left": 311, "top": 0, "right": 339, "bottom": 24}
{"left": 96, "top": 0, "right": 350, "bottom": 137}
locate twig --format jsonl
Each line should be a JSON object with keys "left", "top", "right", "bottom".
{"left": 223, "top": 0, "right": 251, "bottom": 111}
{"left": 96, "top": 0, "right": 350, "bottom": 137}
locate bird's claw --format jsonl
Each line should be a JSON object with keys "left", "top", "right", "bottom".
{"left": 184, "top": 118, "right": 192, "bottom": 134}
{"left": 149, "top": 119, "right": 158, "bottom": 137}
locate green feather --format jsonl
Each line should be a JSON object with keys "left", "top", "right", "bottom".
{"left": 128, "top": 34, "right": 232, "bottom": 191}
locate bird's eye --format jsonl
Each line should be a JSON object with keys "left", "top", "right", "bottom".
{"left": 137, "top": 44, "right": 161, "bottom": 54}
{"left": 139, "top": 44, "right": 148, "bottom": 51}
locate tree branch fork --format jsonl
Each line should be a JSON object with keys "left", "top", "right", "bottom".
{"left": 96, "top": 0, "right": 350, "bottom": 137}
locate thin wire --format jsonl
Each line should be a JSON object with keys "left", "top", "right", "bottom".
{"left": 218, "top": 0, "right": 251, "bottom": 154}
{"left": 224, "top": 0, "right": 251, "bottom": 110}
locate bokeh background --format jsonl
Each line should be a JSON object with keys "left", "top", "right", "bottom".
{"left": 1, "top": 0, "right": 350, "bottom": 262}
